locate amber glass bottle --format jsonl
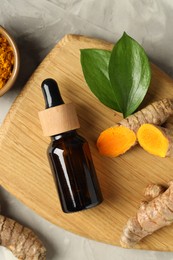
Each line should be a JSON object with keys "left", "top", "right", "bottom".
{"left": 39, "top": 78, "right": 103, "bottom": 213}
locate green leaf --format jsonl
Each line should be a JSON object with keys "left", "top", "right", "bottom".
{"left": 109, "top": 32, "right": 151, "bottom": 117}
{"left": 80, "top": 49, "right": 120, "bottom": 111}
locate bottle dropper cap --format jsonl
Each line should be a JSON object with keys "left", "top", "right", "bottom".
{"left": 38, "top": 78, "right": 80, "bottom": 136}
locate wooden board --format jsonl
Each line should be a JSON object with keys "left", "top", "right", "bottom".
{"left": 1, "top": 34, "right": 173, "bottom": 251}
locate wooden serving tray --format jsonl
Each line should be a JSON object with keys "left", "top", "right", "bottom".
{"left": 1, "top": 35, "right": 173, "bottom": 251}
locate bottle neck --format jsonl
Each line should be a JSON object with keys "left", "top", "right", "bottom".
{"left": 51, "top": 129, "right": 77, "bottom": 140}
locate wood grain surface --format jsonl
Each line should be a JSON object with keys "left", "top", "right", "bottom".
{"left": 1, "top": 34, "right": 173, "bottom": 251}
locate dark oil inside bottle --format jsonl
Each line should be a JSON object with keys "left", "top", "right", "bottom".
{"left": 41, "top": 78, "right": 103, "bottom": 213}
{"left": 48, "top": 130, "right": 103, "bottom": 212}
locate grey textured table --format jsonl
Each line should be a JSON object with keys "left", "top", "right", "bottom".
{"left": 1, "top": 1, "right": 173, "bottom": 259}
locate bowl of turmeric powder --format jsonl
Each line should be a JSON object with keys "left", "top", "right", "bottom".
{"left": 0, "top": 26, "right": 19, "bottom": 96}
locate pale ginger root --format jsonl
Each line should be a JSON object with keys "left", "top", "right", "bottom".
{"left": 97, "top": 98, "right": 173, "bottom": 157}
{"left": 137, "top": 123, "right": 173, "bottom": 157}
{"left": 144, "top": 183, "right": 166, "bottom": 201}
{"left": 120, "top": 181, "right": 173, "bottom": 248}
{"left": 0, "top": 215, "right": 46, "bottom": 259}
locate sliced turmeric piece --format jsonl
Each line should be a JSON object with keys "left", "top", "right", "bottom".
{"left": 137, "top": 123, "right": 173, "bottom": 157}
{"left": 120, "top": 181, "right": 173, "bottom": 248}
{"left": 97, "top": 99, "right": 173, "bottom": 157}
{"left": 97, "top": 125, "right": 136, "bottom": 157}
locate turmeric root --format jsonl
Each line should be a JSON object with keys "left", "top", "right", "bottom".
{"left": 0, "top": 215, "right": 46, "bottom": 260}
{"left": 144, "top": 183, "right": 166, "bottom": 201}
{"left": 119, "top": 98, "right": 173, "bottom": 132}
{"left": 120, "top": 181, "right": 173, "bottom": 248}
{"left": 97, "top": 98, "right": 173, "bottom": 157}
{"left": 137, "top": 123, "right": 173, "bottom": 157}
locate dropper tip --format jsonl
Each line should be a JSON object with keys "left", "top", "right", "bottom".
{"left": 41, "top": 78, "right": 57, "bottom": 88}
{"left": 41, "top": 78, "right": 64, "bottom": 108}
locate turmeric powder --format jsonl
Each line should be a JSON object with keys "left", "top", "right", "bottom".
{"left": 0, "top": 33, "right": 14, "bottom": 89}
{"left": 120, "top": 181, "right": 173, "bottom": 248}
{"left": 97, "top": 99, "right": 173, "bottom": 157}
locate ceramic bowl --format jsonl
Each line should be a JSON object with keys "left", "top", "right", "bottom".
{"left": 0, "top": 25, "right": 20, "bottom": 96}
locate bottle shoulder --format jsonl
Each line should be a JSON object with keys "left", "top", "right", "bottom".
{"left": 52, "top": 130, "right": 86, "bottom": 143}
{"left": 48, "top": 131, "right": 88, "bottom": 154}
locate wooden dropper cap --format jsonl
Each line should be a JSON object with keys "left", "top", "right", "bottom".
{"left": 38, "top": 78, "right": 80, "bottom": 136}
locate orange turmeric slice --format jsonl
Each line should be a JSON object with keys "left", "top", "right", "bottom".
{"left": 97, "top": 125, "right": 136, "bottom": 157}
{"left": 137, "top": 124, "right": 169, "bottom": 157}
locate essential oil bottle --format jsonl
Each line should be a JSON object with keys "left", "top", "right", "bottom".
{"left": 39, "top": 78, "right": 103, "bottom": 213}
